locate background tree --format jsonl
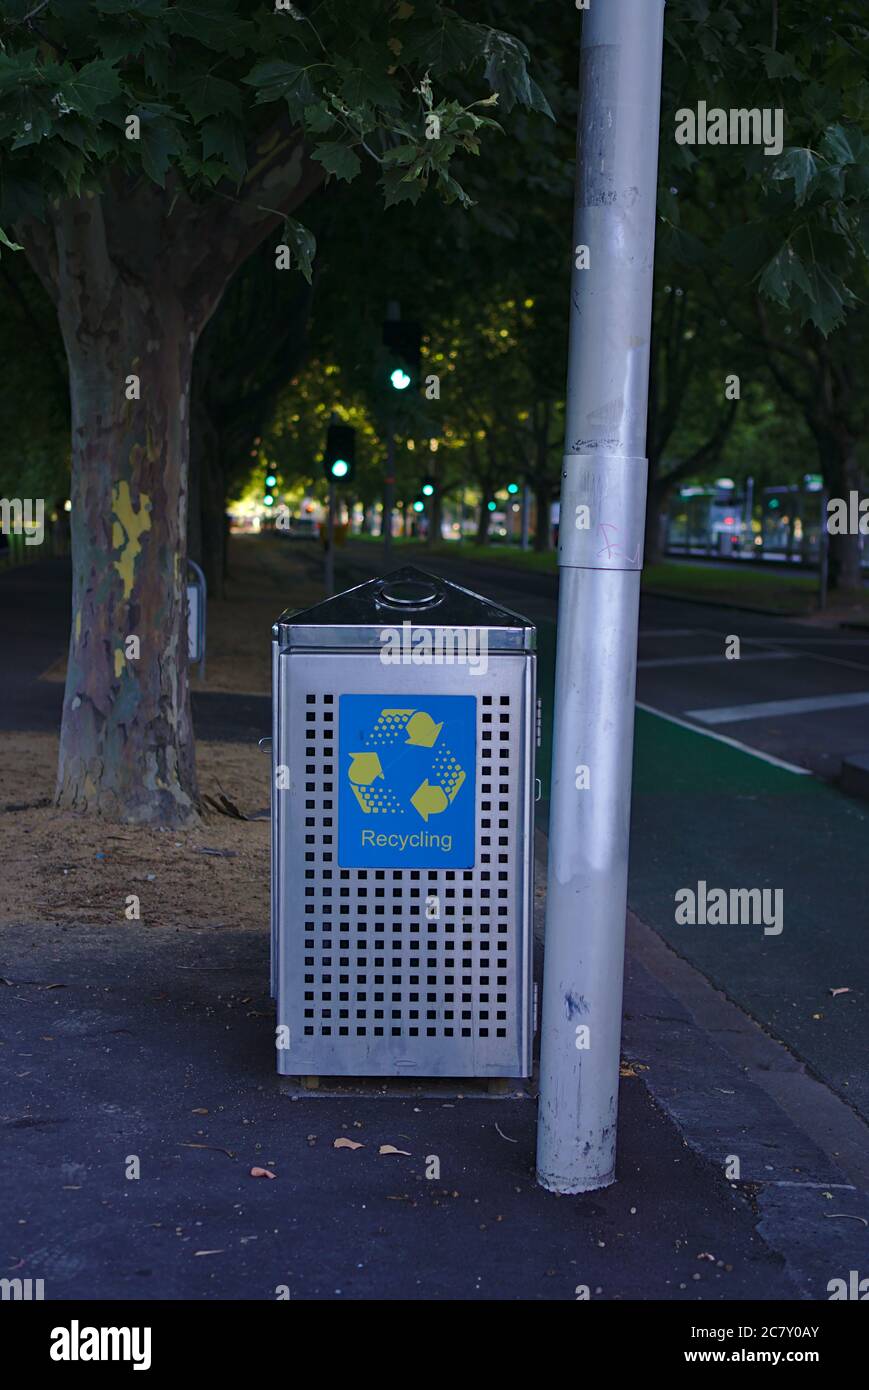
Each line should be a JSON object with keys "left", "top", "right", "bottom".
{"left": 0, "top": 0, "right": 546, "bottom": 824}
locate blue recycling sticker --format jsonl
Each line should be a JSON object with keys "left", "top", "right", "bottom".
{"left": 338, "top": 694, "right": 477, "bottom": 868}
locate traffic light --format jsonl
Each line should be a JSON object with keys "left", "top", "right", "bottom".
{"left": 265, "top": 474, "right": 277, "bottom": 488}
{"left": 421, "top": 476, "right": 435, "bottom": 498}
{"left": 507, "top": 482, "right": 519, "bottom": 495}
{"left": 383, "top": 319, "right": 421, "bottom": 391}
{"left": 323, "top": 423, "right": 356, "bottom": 484}
{"left": 412, "top": 498, "right": 425, "bottom": 513}
{"left": 487, "top": 500, "right": 497, "bottom": 512}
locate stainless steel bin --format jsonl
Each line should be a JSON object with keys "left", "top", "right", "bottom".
{"left": 271, "top": 567, "right": 536, "bottom": 1079}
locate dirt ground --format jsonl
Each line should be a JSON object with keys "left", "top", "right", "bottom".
{"left": 1, "top": 537, "right": 328, "bottom": 935}
{"left": 0, "top": 732, "right": 271, "bottom": 932}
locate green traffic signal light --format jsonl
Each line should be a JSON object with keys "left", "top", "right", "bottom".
{"left": 265, "top": 474, "right": 277, "bottom": 487}
{"left": 263, "top": 494, "right": 274, "bottom": 507}
{"left": 421, "top": 482, "right": 434, "bottom": 497}
{"left": 412, "top": 499, "right": 425, "bottom": 513}
{"left": 390, "top": 367, "right": 411, "bottom": 391}
{"left": 487, "top": 500, "right": 497, "bottom": 512}
{"left": 330, "top": 459, "right": 350, "bottom": 479}
{"left": 507, "top": 482, "right": 519, "bottom": 494}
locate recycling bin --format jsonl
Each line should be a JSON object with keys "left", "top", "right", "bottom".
{"left": 270, "top": 567, "right": 537, "bottom": 1079}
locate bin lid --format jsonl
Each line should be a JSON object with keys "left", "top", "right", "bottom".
{"left": 274, "top": 566, "right": 535, "bottom": 651}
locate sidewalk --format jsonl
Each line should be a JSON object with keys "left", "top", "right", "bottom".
{"left": 0, "top": 915, "right": 803, "bottom": 1301}
{"left": 2, "top": 834, "right": 866, "bottom": 1301}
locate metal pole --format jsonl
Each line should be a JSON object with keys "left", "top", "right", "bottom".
{"left": 536, "top": 0, "right": 665, "bottom": 1195}
{"left": 521, "top": 484, "right": 531, "bottom": 551}
{"left": 325, "top": 481, "right": 335, "bottom": 597}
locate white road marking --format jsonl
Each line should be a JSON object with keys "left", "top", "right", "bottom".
{"left": 638, "top": 651, "right": 797, "bottom": 670}
{"left": 635, "top": 701, "right": 813, "bottom": 775}
{"left": 685, "top": 691, "right": 869, "bottom": 725}
{"left": 739, "top": 635, "right": 869, "bottom": 645}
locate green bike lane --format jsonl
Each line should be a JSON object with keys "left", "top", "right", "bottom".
{"left": 535, "top": 618, "right": 869, "bottom": 1124}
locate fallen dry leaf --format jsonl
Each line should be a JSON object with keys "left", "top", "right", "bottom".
{"left": 333, "top": 1138, "right": 365, "bottom": 1151}
{"left": 249, "top": 1167, "right": 277, "bottom": 1179}
{"left": 194, "top": 1249, "right": 225, "bottom": 1256}
{"left": 379, "top": 1144, "right": 411, "bottom": 1156}
{"left": 180, "top": 1142, "right": 235, "bottom": 1159}
{"left": 829, "top": 988, "right": 851, "bottom": 997}
{"left": 191, "top": 1108, "right": 209, "bottom": 1115}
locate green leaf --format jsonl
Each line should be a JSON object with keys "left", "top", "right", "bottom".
{"left": 338, "top": 64, "right": 401, "bottom": 115}
{"left": 821, "top": 124, "right": 859, "bottom": 167}
{"left": 244, "top": 61, "right": 317, "bottom": 117}
{"left": 756, "top": 45, "right": 806, "bottom": 83}
{"left": 10, "top": 91, "right": 54, "bottom": 149}
{"left": 168, "top": 0, "right": 252, "bottom": 51}
{"left": 401, "top": 10, "right": 485, "bottom": 74}
{"left": 0, "top": 226, "right": 23, "bottom": 255}
{"left": 382, "top": 165, "right": 425, "bottom": 208}
{"left": 771, "top": 147, "right": 819, "bottom": 206}
{"left": 436, "top": 169, "right": 473, "bottom": 208}
{"left": 312, "top": 141, "right": 361, "bottom": 182}
{"left": 201, "top": 116, "right": 246, "bottom": 182}
{"left": 381, "top": 143, "right": 421, "bottom": 166}
{"left": 137, "top": 114, "right": 181, "bottom": 185}
{"left": 482, "top": 31, "right": 541, "bottom": 113}
{"left": 281, "top": 216, "right": 316, "bottom": 284}
{"left": 303, "top": 102, "right": 335, "bottom": 134}
{"left": 59, "top": 58, "right": 123, "bottom": 120}
{"left": 181, "top": 71, "right": 242, "bottom": 124}
{"left": 757, "top": 244, "right": 813, "bottom": 307}
{"left": 799, "top": 263, "right": 857, "bottom": 336}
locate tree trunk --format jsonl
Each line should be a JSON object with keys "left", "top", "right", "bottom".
{"left": 476, "top": 503, "right": 491, "bottom": 544}
{"left": 819, "top": 432, "right": 863, "bottom": 593}
{"left": 644, "top": 474, "right": 668, "bottom": 567}
{"left": 427, "top": 489, "right": 443, "bottom": 545}
{"left": 534, "top": 481, "right": 552, "bottom": 552}
{"left": 48, "top": 205, "right": 199, "bottom": 825}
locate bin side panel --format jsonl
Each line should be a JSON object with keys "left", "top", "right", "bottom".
{"left": 275, "top": 649, "right": 534, "bottom": 1077}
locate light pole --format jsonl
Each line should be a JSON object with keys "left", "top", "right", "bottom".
{"left": 536, "top": 0, "right": 666, "bottom": 1194}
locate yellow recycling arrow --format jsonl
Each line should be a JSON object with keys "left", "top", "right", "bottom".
{"left": 411, "top": 779, "right": 448, "bottom": 821}
{"left": 446, "top": 769, "right": 466, "bottom": 803}
{"left": 348, "top": 751, "right": 384, "bottom": 785}
{"left": 405, "top": 711, "right": 443, "bottom": 747}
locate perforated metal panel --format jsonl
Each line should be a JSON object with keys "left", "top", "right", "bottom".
{"left": 271, "top": 570, "right": 535, "bottom": 1079}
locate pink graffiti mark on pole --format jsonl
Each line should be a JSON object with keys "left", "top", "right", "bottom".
{"left": 597, "top": 522, "right": 640, "bottom": 567}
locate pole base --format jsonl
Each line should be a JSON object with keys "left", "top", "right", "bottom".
{"left": 536, "top": 1168, "right": 616, "bottom": 1195}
